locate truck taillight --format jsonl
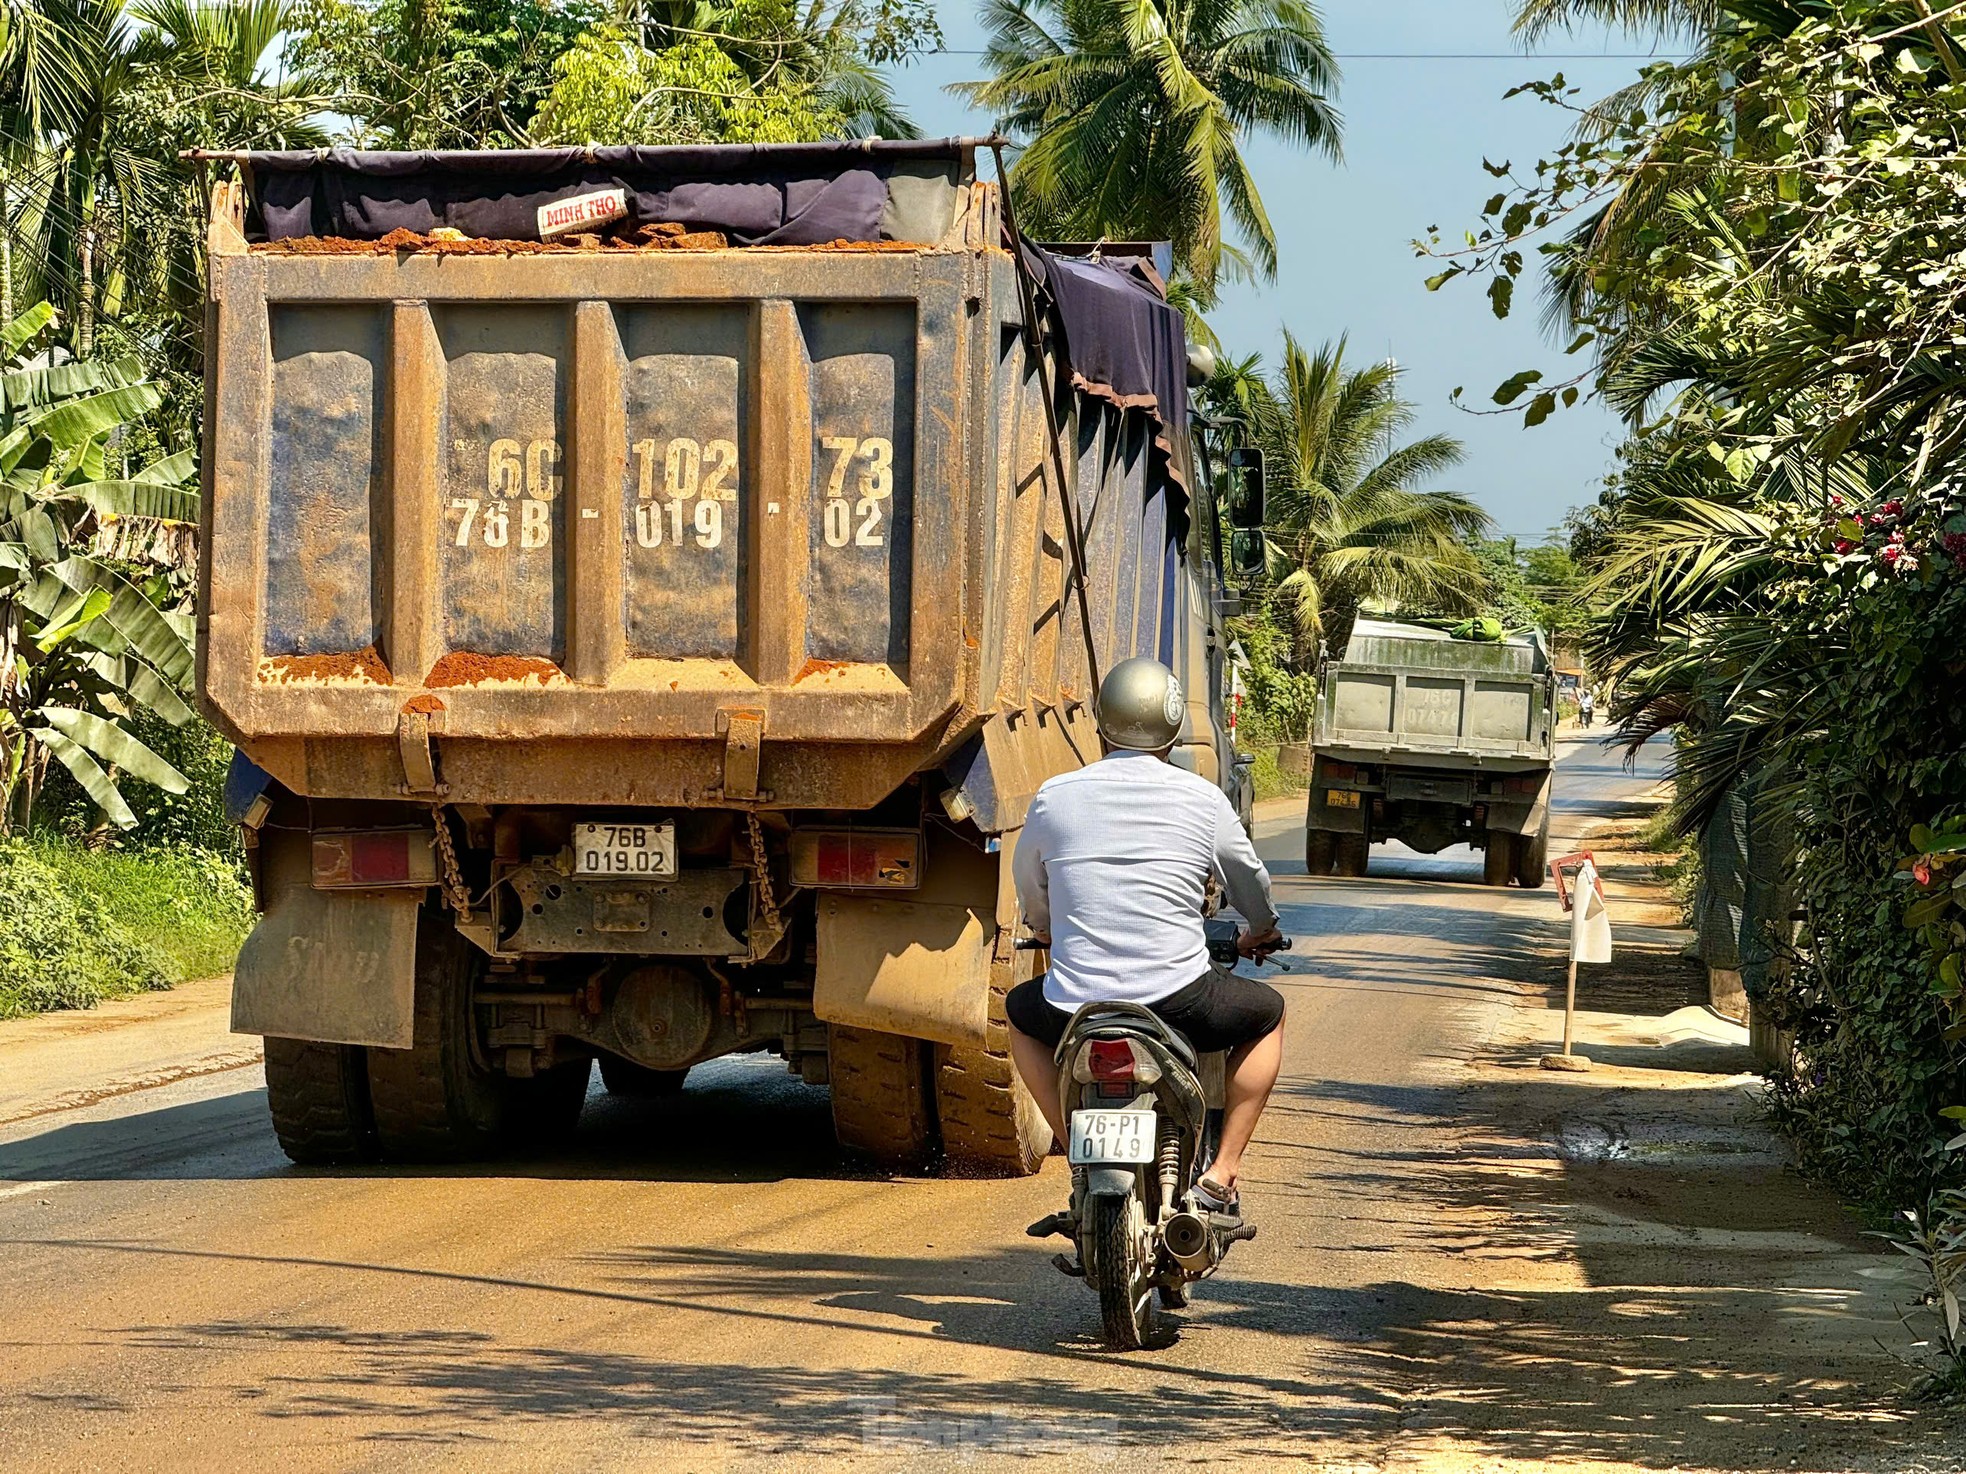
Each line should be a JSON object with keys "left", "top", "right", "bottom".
{"left": 1325, "top": 760, "right": 1356, "bottom": 783}
{"left": 311, "top": 829, "right": 439, "bottom": 889}
{"left": 788, "top": 828, "right": 920, "bottom": 889}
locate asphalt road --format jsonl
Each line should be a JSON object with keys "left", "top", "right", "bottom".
{"left": 0, "top": 736, "right": 1673, "bottom": 1472}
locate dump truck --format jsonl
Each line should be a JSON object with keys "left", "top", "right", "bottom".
{"left": 1303, "top": 618, "right": 1555, "bottom": 887}
{"left": 196, "top": 140, "right": 1261, "bottom": 1174}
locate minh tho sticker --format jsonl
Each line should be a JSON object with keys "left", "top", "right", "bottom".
{"left": 537, "top": 187, "right": 628, "bottom": 239}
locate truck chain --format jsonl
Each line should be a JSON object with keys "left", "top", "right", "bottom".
{"left": 430, "top": 804, "right": 473, "bottom": 920}
{"left": 744, "top": 811, "right": 782, "bottom": 937}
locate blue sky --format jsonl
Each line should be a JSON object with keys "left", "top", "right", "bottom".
{"left": 881, "top": 2, "right": 1678, "bottom": 541}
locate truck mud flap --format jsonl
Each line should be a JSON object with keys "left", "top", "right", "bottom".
{"left": 231, "top": 887, "right": 422, "bottom": 1048}
{"left": 813, "top": 895, "right": 991, "bottom": 1049}
{"left": 1485, "top": 770, "right": 1554, "bottom": 837}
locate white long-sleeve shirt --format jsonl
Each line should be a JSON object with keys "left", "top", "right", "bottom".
{"left": 1012, "top": 750, "right": 1281, "bottom": 1009}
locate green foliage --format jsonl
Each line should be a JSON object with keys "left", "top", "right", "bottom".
{"left": 1428, "top": 2, "right": 1966, "bottom": 1207}
{"left": 0, "top": 835, "right": 168, "bottom": 1015}
{"left": 954, "top": 0, "right": 1341, "bottom": 293}
{"left": 0, "top": 834, "right": 251, "bottom": 1016}
{"left": 289, "top": 0, "right": 609, "bottom": 147}
{"left": 1215, "top": 334, "right": 1490, "bottom": 658}
{"left": 1246, "top": 745, "right": 1306, "bottom": 803}
{"left": 534, "top": 1, "right": 924, "bottom": 146}
{"left": 1231, "top": 614, "right": 1316, "bottom": 745}
{"left": 0, "top": 303, "right": 198, "bottom": 833}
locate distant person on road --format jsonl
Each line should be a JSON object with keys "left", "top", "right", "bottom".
{"left": 1579, "top": 687, "right": 1595, "bottom": 728}
{"left": 1006, "top": 656, "right": 1286, "bottom": 1228}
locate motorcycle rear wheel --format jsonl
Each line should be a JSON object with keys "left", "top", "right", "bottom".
{"left": 1090, "top": 1194, "right": 1157, "bottom": 1350}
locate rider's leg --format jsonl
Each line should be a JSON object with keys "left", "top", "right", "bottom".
{"left": 1207, "top": 1010, "right": 1285, "bottom": 1194}
{"left": 1009, "top": 1022, "right": 1070, "bottom": 1148}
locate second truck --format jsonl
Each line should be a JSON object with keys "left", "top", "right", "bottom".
{"left": 1303, "top": 618, "right": 1556, "bottom": 887}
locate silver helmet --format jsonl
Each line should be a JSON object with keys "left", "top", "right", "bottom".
{"left": 1096, "top": 656, "right": 1186, "bottom": 752}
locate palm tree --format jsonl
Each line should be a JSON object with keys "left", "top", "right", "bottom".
{"left": 1513, "top": 0, "right": 1714, "bottom": 41}
{"left": 1253, "top": 334, "right": 1491, "bottom": 656}
{"left": 953, "top": 0, "right": 1341, "bottom": 294}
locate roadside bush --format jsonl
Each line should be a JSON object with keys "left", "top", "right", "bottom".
{"left": 0, "top": 840, "right": 170, "bottom": 1017}
{"left": 0, "top": 837, "right": 252, "bottom": 1019}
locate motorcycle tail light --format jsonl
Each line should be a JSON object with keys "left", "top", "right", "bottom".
{"left": 1072, "top": 1038, "right": 1161, "bottom": 1085}
{"left": 311, "top": 828, "right": 438, "bottom": 889}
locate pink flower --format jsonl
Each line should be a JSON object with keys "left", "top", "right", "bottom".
{"left": 1834, "top": 538, "right": 1856, "bottom": 554}
{"left": 1915, "top": 857, "right": 1934, "bottom": 886}
{"left": 1881, "top": 544, "right": 1902, "bottom": 563}
{"left": 1880, "top": 499, "right": 1904, "bottom": 516}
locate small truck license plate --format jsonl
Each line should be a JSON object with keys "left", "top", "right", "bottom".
{"left": 572, "top": 822, "right": 677, "bottom": 878}
{"left": 1067, "top": 1110, "right": 1157, "bottom": 1165}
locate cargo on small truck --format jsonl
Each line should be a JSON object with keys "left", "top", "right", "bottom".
{"left": 194, "top": 139, "right": 1261, "bottom": 1175}
{"left": 1303, "top": 618, "right": 1555, "bottom": 888}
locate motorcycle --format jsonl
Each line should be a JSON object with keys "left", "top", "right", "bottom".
{"left": 1025, "top": 923, "right": 1290, "bottom": 1349}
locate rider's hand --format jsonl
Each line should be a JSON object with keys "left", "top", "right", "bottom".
{"left": 1237, "top": 924, "right": 1283, "bottom": 960}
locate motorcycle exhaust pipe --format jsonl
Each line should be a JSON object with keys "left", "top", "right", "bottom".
{"left": 1163, "top": 1210, "right": 1215, "bottom": 1271}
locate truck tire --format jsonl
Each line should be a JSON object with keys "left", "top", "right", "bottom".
{"left": 366, "top": 912, "right": 513, "bottom": 1162}
{"left": 936, "top": 951, "right": 1051, "bottom": 1177}
{"left": 1482, "top": 832, "right": 1515, "bottom": 887}
{"left": 1514, "top": 816, "right": 1551, "bottom": 889}
{"left": 1334, "top": 832, "right": 1370, "bottom": 878}
{"left": 598, "top": 1054, "right": 691, "bottom": 1098}
{"left": 1304, "top": 829, "right": 1337, "bottom": 876}
{"left": 829, "top": 1024, "right": 937, "bottom": 1171}
{"left": 263, "top": 1036, "right": 379, "bottom": 1165}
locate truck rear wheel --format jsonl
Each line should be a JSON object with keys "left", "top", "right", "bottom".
{"left": 1334, "top": 832, "right": 1370, "bottom": 878}
{"left": 829, "top": 1024, "right": 937, "bottom": 1171}
{"left": 366, "top": 912, "right": 513, "bottom": 1162}
{"left": 936, "top": 951, "right": 1051, "bottom": 1177}
{"left": 263, "top": 1036, "right": 379, "bottom": 1165}
{"left": 1483, "top": 832, "right": 1515, "bottom": 887}
{"left": 1514, "top": 816, "right": 1551, "bottom": 889}
{"left": 598, "top": 1054, "right": 691, "bottom": 1098}
{"left": 1304, "top": 829, "right": 1336, "bottom": 876}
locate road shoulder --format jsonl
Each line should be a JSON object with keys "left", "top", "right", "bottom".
{"left": 1390, "top": 772, "right": 1962, "bottom": 1469}
{"left": 0, "top": 973, "right": 251, "bottom": 1129}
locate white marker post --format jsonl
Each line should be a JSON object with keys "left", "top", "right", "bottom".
{"left": 1544, "top": 852, "right": 1612, "bottom": 1072}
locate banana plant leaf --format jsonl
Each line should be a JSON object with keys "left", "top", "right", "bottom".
{"left": 21, "top": 383, "right": 163, "bottom": 450}
{"left": 35, "top": 706, "right": 189, "bottom": 794}
{"left": 1, "top": 302, "right": 55, "bottom": 357}
{"left": 71, "top": 479, "right": 200, "bottom": 525}
{"left": 31, "top": 586, "right": 112, "bottom": 646}
{"left": 30, "top": 726, "right": 139, "bottom": 829}
{"left": 43, "top": 557, "right": 194, "bottom": 684}
{"left": 135, "top": 449, "right": 196, "bottom": 486}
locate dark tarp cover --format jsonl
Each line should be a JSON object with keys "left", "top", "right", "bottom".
{"left": 1028, "top": 246, "right": 1190, "bottom": 497}
{"left": 231, "top": 140, "right": 972, "bottom": 246}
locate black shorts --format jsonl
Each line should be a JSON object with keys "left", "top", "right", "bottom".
{"left": 1005, "top": 965, "right": 1285, "bottom": 1055}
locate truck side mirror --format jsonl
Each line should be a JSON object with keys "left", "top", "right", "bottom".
{"left": 1226, "top": 447, "right": 1265, "bottom": 529}
{"left": 1230, "top": 529, "right": 1266, "bottom": 576}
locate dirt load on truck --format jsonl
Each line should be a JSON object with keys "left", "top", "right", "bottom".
{"left": 197, "top": 140, "right": 1251, "bottom": 1174}
{"left": 1304, "top": 617, "right": 1555, "bottom": 888}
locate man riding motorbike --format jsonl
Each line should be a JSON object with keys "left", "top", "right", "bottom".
{"left": 1007, "top": 656, "right": 1287, "bottom": 1227}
